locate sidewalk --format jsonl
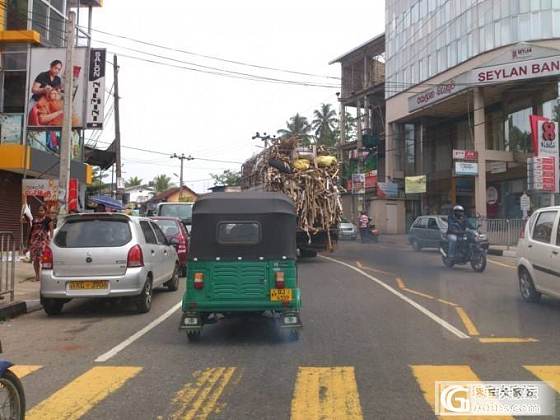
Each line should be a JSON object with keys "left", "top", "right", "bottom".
{"left": 0, "top": 259, "right": 42, "bottom": 319}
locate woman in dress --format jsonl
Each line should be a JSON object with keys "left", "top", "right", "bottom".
{"left": 26, "top": 205, "right": 54, "bottom": 282}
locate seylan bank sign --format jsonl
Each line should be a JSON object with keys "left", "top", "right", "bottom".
{"left": 409, "top": 43, "right": 560, "bottom": 112}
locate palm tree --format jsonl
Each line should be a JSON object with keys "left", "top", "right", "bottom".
{"left": 153, "top": 174, "right": 174, "bottom": 193}
{"left": 277, "top": 113, "right": 312, "bottom": 144}
{"left": 125, "top": 176, "right": 143, "bottom": 188}
{"left": 312, "top": 103, "right": 337, "bottom": 146}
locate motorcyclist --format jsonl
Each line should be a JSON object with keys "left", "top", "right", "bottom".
{"left": 447, "top": 205, "right": 467, "bottom": 259}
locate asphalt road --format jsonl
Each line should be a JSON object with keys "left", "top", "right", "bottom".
{"left": 2, "top": 240, "right": 560, "bottom": 419}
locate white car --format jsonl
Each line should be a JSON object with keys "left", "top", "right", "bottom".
{"left": 517, "top": 206, "right": 560, "bottom": 302}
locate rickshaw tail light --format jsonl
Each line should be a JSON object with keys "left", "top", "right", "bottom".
{"left": 194, "top": 272, "right": 204, "bottom": 289}
{"left": 42, "top": 246, "right": 53, "bottom": 269}
{"left": 275, "top": 272, "right": 285, "bottom": 289}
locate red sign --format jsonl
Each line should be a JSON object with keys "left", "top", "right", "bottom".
{"left": 453, "top": 149, "right": 478, "bottom": 161}
{"left": 68, "top": 179, "right": 79, "bottom": 211}
{"left": 365, "top": 175, "right": 377, "bottom": 189}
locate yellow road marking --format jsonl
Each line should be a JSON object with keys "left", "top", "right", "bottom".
{"left": 437, "top": 298, "right": 458, "bottom": 307}
{"left": 396, "top": 277, "right": 406, "bottom": 289}
{"left": 170, "top": 367, "right": 236, "bottom": 420}
{"left": 478, "top": 337, "right": 538, "bottom": 343}
{"left": 26, "top": 366, "right": 141, "bottom": 420}
{"left": 455, "top": 307, "right": 480, "bottom": 336}
{"left": 10, "top": 365, "right": 42, "bottom": 378}
{"left": 291, "top": 367, "right": 363, "bottom": 420}
{"left": 355, "top": 261, "right": 395, "bottom": 276}
{"left": 524, "top": 366, "right": 560, "bottom": 393}
{"left": 411, "top": 365, "right": 512, "bottom": 419}
{"left": 488, "top": 259, "right": 515, "bottom": 269}
{"left": 403, "top": 288, "right": 435, "bottom": 299}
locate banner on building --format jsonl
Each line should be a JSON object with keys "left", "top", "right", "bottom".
{"left": 0, "top": 114, "right": 23, "bottom": 144}
{"left": 405, "top": 175, "right": 426, "bottom": 194}
{"left": 28, "top": 47, "right": 88, "bottom": 129}
{"left": 86, "top": 48, "right": 107, "bottom": 129}
{"left": 352, "top": 173, "right": 365, "bottom": 194}
{"left": 68, "top": 179, "right": 79, "bottom": 211}
{"left": 377, "top": 182, "right": 398, "bottom": 198}
{"left": 22, "top": 179, "right": 59, "bottom": 200}
{"left": 528, "top": 156, "right": 557, "bottom": 192}
{"left": 528, "top": 117, "right": 559, "bottom": 193}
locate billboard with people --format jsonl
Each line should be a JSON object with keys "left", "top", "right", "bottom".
{"left": 28, "top": 48, "right": 88, "bottom": 129}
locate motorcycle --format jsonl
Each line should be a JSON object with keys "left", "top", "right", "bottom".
{"left": 439, "top": 228, "right": 489, "bottom": 272}
{"left": 0, "top": 340, "right": 25, "bottom": 420}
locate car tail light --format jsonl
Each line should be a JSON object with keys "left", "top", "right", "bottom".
{"left": 177, "top": 235, "right": 187, "bottom": 252}
{"left": 127, "top": 245, "right": 144, "bottom": 268}
{"left": 275, "top": 272, "right": 285, "bottom": 289}
{"left": 42, "top": 246, "right": 53, "bottom": 269}
{"left": 194, "top": 272, "right": 204, "bottom": 289}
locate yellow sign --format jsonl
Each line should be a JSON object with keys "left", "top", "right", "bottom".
{"left": 405, "top": 175, "right": 427, "bottom": 194}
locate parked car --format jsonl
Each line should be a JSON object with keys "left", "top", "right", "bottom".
{"left": 517, "top": 206, "right": 560, "bottom": 303}
{"left": 156, "top": 202, "right": 194, "bottom": 233}
{"left": 338, "top": 219, "right": 358, "bottom": 240}
{"left": 40, "top": 213, "right": 180, "bottom": 316}
{"left": 151, "top": 216, "right": 189, "bottom": 276}
{"left": 409, "top": 215, "right": 448, "bottom": 250}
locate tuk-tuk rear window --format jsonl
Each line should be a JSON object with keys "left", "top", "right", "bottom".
{"left": 217, "top": 222, "right": 260, "bottom": 245}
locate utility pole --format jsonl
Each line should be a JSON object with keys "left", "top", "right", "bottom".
{"left": 170, "top": 153, "right": 194, "bottom": 200}
{"left": 58, "top": 10, "right": 76, "bottom": 220}
{"left": 113, "top": 54, "right": 123, "bottom": 199}
{"left": 252, "top": 132, "right": 276, "bottom": 148}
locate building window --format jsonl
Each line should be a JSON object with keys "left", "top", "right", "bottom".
{"left": 505, "top": 107, "right": 532, "bottom": 152}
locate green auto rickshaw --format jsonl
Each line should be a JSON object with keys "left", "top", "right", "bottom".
{"left": 179, "top": 192, "right": 302, "bottom": 341}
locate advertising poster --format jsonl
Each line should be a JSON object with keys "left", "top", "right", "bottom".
{"left": 86, "top": 48, "right": 107, "bottom": 129}
{"left": 405, "top": 175, "right": 427, "bottom": 194}
{"left": 0, "top": 114, "right": 23, "bottom": 144}
{"left": 28, "top": 47, "right": 87, "bottom": 129}
{"left": 455, "top": 161, "right": 479, "bottom": 176}
{"left": 22, "top": 179, "right": 59, "bottom": 200}
{"left": 352, "top": 174, "right": 365, "bottom": 194}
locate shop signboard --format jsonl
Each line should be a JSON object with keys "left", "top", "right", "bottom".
{"left": 365, "top": 174, "right": 377, "bottom": 189}
{"left": 489, "top": 161, "right": 507, "bottom": 174}
{"left": 22, "top": 178, "right": 59, "bottom": 200}
{"left": 455, "top": 162, "right": 479, "bottom": 176}
{"left": 408, "top": 72, "right": 470, "bottom": 112}
{"left": 405, "top": 175, "right": 427, "bottom": 194}
{"left": 452, "top": 149, "right": 478, "bottom": 161}
{"left": 527, "top": 156, "right": 557, "bottom": 192}
{"left": 486, "top": 186, "right": 499, "bottom": 205}
{"left": 0, "top": 114, "right": 23, "bottom": 144}
{"left": 528, "top": 118, "right": 559, "bottom": 193}
{"left": 86, "top": 48, "right": 107, "bottom": 129}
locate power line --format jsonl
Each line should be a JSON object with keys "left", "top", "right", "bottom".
{"left": 81, "top": 26, "right": 340, "bottom": 81}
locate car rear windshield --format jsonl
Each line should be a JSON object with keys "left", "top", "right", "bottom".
{"left": 153, "top": 219, "right": 180, "bottom": 238}
{"left": 159, "top": 204, "right": 192, "bottom": 220}
{"left": 217, "top": 222, "right": 260, "bottom": 245}
{"left": 55, "top": 219, "right": 132, "bottom": 248}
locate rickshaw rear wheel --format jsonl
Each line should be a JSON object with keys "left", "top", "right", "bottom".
{"left": 186, "top": 331, "right": 200, "bottom": 341}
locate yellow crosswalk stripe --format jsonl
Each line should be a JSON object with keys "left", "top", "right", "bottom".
{"left": 410, "top": 365, "right": 512, "bottom": 420}
{"left": 170, "top": 367, "right": 236, "bottom": 420}
{"left": 290, "top": 367, "right": 363, "bottom": 420}
{"left": 26, "top": 366, "right": 141, "bottom": 420}
{"left": 10, "top": 365, "right": 42, "bottom": 379}
{"left": 524, "top": 366, "right": 560, "bottom": 393}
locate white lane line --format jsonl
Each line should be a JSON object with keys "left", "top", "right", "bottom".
{"left": 95, "top": 302, "right": 182, "bottom": 362}
{"left": 320, "top": 256, "right": 470, "bottom": 339}
{"left": 488, "top": 258, "right": 516, "bottom": 269}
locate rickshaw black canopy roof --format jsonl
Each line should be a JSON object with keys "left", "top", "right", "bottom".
{"left": 193, "top": 192, "right": 296, "bottom": 216}
{"left": 190, "top": 192, "right": 297, "bottom": 260}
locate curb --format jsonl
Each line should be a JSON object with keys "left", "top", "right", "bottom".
{"left": 0, "top": 299, "right": 42, "bottom": 320}
{"left": 488, "top": 248, "right": 517, "bottom": 258}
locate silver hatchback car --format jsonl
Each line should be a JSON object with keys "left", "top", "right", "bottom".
{"left": 40, "top": 213, "right": 180, "bottom": 315}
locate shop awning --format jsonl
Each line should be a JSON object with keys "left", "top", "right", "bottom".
{"left": 84, "top": 141, "right": 116, "bottom": 170}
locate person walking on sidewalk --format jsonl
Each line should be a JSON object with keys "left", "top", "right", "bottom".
{"left": 25, "top": 205, "right": 54, "bottom": 282}
{"left": 358, "top": 211, "right": 369, "bottom": 243}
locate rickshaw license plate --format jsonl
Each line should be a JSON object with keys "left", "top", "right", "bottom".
{"left": 270, "top": 288, "right": 292, "bottom": 301}
{"left": 68, "top": 281, "right": 108, "bottom": 290}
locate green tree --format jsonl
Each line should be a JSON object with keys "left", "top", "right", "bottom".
{"left": 87, "top": 167, "right": 109, "bottom": 195}
{"left": 312, "top": 103, "right": 338, "bottom": 147}
{"left": 277, "top": 113, "right": 312, "bottom": 145}
{"left": 125, "top": 176, "right": 143, "bottom": 188}
{"left": 210, "top": 169, "right": 242, "bottom": 186}
{"left": 152, "top": 174, "right": 174, "bottom": 193}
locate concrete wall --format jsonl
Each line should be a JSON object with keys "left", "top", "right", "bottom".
{"left": 369, "top": 199, "right": 406, "bottom": 234}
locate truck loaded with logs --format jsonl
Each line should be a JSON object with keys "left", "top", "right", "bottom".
{"left": 241, "top": 137, "right": 343, "bottom": 257}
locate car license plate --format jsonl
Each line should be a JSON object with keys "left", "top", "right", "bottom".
{"left": 68, "top": 280, "right": 108, "bottom": 290}
{"left": 270, "top": 288, "right": 292, "bottom": 301}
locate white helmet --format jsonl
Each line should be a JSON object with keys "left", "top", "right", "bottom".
{"left": 453, "top": 205, "right": 464, "bottom": 212}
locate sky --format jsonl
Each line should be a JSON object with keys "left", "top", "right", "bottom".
{"left": 86, "top": 0, "right": 385, "bottom": 193}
